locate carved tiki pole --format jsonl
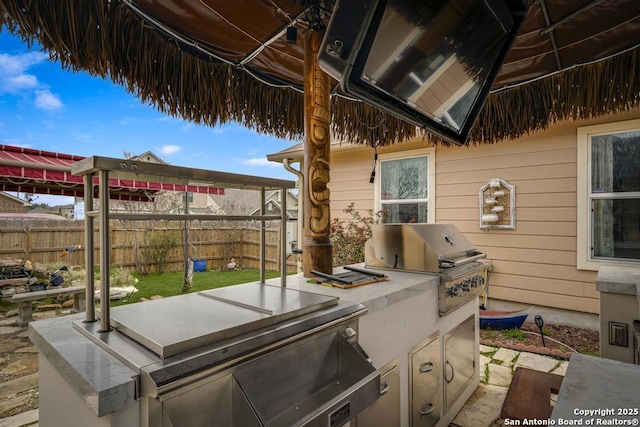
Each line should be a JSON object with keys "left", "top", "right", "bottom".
{"left": 303, "top": 30, "right": 332, "bottom": 276}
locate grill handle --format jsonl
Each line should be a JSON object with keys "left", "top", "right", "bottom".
{"left": 439, "top": 252, "right": 486, "bottom": 268}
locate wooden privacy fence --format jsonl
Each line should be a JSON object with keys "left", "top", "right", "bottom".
{"left": 0, "top": 219, "right": 300, "bottom": 274}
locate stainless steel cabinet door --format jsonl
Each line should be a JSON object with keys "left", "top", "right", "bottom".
{"left": 443, "top": 315, "right": 475, "bottom": 411}
{"left": 410, "top": 335, "right": 440, "bottom": 427}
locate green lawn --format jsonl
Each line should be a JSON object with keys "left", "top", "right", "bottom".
{"left": 112, "top": 269, "right": 282, "bottom": 305}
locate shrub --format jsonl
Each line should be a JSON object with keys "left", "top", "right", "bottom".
{"left": 140, "top": 231, "right": 181, "bottom": 274}
{"left": 330, "top": 203, "right": 375, "bottom": 267}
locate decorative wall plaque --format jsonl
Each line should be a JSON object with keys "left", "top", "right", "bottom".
{"left": 479, "top": 178, "right": 515, "bottom": 229}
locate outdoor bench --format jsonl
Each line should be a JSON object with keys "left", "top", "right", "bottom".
{"left": 11, "top": 285, "right": 86, "bottom": 327}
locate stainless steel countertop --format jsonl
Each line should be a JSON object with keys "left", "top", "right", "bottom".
{"left": 106, "top": 283, "right": 338, "bottom": 358}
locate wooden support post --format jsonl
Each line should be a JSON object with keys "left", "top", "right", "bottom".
{"left": 303, "top": 30, "right": 332, "bottom": 276}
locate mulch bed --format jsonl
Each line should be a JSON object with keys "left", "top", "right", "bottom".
{"left": 480, "top": 321, "right": 600, "bottom": 359}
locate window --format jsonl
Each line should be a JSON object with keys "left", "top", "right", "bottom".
{"left": 577, "top": 120, "right": 640, "bottom": 269}
{"left": 376, "top": 148, "right": 435, "bottom": 223}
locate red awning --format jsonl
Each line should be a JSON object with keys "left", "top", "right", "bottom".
{"left": 0, "top": 145, "right": 224, "bottom": 201}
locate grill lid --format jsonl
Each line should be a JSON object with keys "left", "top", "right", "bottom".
{"left": 366, "top": 224, "right": 485, "bottom": 272}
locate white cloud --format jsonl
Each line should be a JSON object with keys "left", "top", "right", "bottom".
{"left": 0, "top": 51, "right": 46, "bottom": 73}
{"left": 244, "top": 157, "right": 280, "bottom": 167}
{"left": 160, "top": 144, "right": 181, "bottom": 155}
{"left": 34, "top": 89, "right": 63, "bottom": 111}
{"left": 0, "top": 52, "right": 63, "bottom": 112}
{"left": 0, "top": 52, "right": 47, "bottom": 93}
{"left": 6, "top": 74, "right": 39, "bottom": 90}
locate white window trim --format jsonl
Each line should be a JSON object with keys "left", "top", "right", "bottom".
{"left": 577, "top": 119, "right": 640, "bottom": 270}
{"left": 374, "top": 147, "right": 436, "bottom": 223}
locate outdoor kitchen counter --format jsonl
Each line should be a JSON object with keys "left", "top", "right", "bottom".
{"left": 265, "top": 263, "right": 440, "bottom": 313}
{"left": 550, "top": 353, "right": 640, "bottom": 424}
{"left": 29, "top": 265, "right": 473, "bottom": 427}
{"left": 28, "top": 266, "right": 438, "bottom": 423}
{"left": 29, "top": 313, "right": 141, "bottom": 424}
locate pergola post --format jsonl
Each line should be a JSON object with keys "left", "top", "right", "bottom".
{"left": 302, "top": 29, "right": 332, "bottom": 276}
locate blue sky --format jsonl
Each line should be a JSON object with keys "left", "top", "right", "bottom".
{"left": 0, "top": 31, "right": 300, "bottom": 205}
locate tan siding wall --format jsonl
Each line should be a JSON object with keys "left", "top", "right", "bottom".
{"left": 436, "top": 109, "right": 640, "bottom": 314}
{"left": 328, "top": 109, "right": 640, "bottom": 315}
{"left": 328, "top": 146, "right": 376, "bottom": 220}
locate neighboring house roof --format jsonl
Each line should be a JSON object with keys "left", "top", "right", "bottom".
{"left": 249, "top": 192, "right": 298, "bottom": 219}
{"left": 132, "top": 151, "right": 166, "bottom": 164}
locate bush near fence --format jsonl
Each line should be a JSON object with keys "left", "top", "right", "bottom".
{"left": 0, "top": 219, "right": 299, "bottom": 274}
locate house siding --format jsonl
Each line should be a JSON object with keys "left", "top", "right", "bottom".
{"left": 328, "top": 109, "right": 640, "bottom": 315}
{"left": 328, "top": 146, "right": 376, "bottom": 217}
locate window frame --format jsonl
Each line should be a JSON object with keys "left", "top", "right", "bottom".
{"left": 374, "top": 147, "right": 436, "bottom": 224}
{"left": 577, "top": 119, "right": 640, "bottom": 270}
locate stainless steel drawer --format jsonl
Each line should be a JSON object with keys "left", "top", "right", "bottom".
{"left": 409, "top": 334, "right": 440, "bottom": 427}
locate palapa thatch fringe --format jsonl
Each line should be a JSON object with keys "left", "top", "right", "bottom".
{"left": 1, "top": 0, "right": 639, "bottom": 147}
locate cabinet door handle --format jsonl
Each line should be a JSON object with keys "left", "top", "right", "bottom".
{"left": 444, "top": 360, "right": 455, "bottom": 384}
{"left": 380, "top": 381, "right": 390, "bottom": 396}
{"left": 419, "top": 362, "right": 434, "bottom": 373}
{"left": 420, "top": 402, "right": 434, "bottom": 416}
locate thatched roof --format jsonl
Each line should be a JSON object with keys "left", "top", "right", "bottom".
{"left": 1, "top": 0, "right": 639, "bottom": 146}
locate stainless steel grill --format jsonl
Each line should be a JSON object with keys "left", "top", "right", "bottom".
{"left": 364, "top": 224, "right": 490, "bottom": 315}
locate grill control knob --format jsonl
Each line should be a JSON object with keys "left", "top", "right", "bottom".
{"left": 446, "top": 287, "right": 462, "bottom": 297}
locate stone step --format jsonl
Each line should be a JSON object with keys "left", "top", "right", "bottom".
{"left": 0, "top": 394, "right": 31, "bottom": 417}
{"left": 0, "top": 408, "right": 39, "bottom": 426}
{"left": 0, "top": 373, "right": 38, "bottom": 400}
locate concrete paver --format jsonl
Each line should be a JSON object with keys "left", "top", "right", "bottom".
{"left": 487, "top": 363, "right": 514, "bottom": 387}
{"left": 480, "top": 344, "right": 498, "bottom": 354}
{"left": 551, "top": 360, "right": 569, "bottom": 376}
{"left": 452, "top": 384, "right": 508, "bottom": 427}
{"left": 513, "top": 351, "right": 560, "bottom": 372}
{"left": 491, "top": 348, "right": 520, "bottom": 366}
